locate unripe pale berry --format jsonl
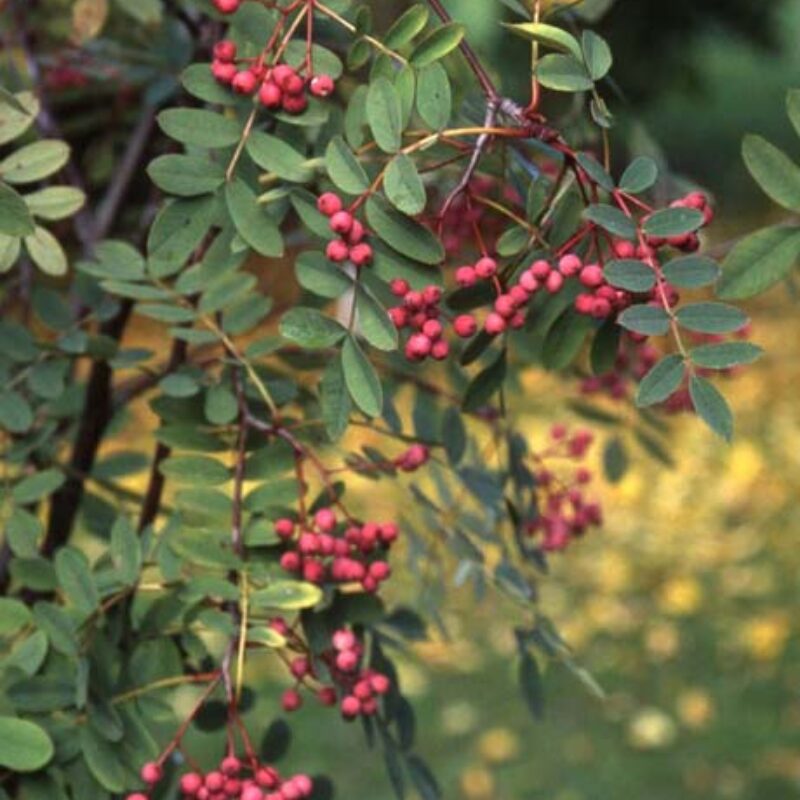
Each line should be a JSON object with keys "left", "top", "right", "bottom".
{"left": 453, "top": 314, "right": 477, "bottom": 338}
{"left": 317, "top": 192, "right": 342, "bottom": 216}
{"left": 141, "top": 762, "right": 162, "bottom": 785}
{"left": 309, "top": 74, "right": 335, "bottom": 97}
{"left": 258, "top": 81, "right": 282, "bottom": 109}
{"left": 474, "top": 256, "right": 497, "bottom": 279}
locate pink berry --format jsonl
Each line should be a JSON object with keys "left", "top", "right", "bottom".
{"left": 221, "top": 757, "right": 241, "bottom": 777}
{"left": 474, "top": 257, "right": 498, "bottom": 279}
{"left": 369, "top": 561, "right": 391, "bottom": 581}
{"left": 213, "top": 0, "right": 240, "bottom": 13}
{"left": 213, "top": 41, "right": 237, "bottom": 62}
{"left": 329, "top": 211, "right": 354, "bottom": 235}
{"left": 390, "top": 278, "right": 410, "bottom": 297}
{"left": 302, "top": 559, "right": 325, "bottom": 584}
{"left": 336, "top": 649, "right": 359, "bottom": 672}
{"left": 453, "top": 314, "right": 477, "bottom": 338}
{"left": 232, "top": 70, "right": 258, "bottom": 95}
{"left": 406, "top": 333, "right": 432, "bottom": 360}
{"left": 614, "top": 240, "right": 636, "bottom": 258}
{"left": 205, "top": 772, "right": 225, "bottom": 792}
{"left": 317, "top": 192, "right": 342, "bottom": 216}
{"left": 325, "top": 239, "right": 350, "bottom": 263}
{"left": 579, "top": 264, "right": 604, "bottom": 288}
{"left": 242, "top": 788, "right": 264, "bottom": 800}
{"left": 274, "top": 518, "right": 294, "bottom": 539}
{"left": 282, "top": 73, "right": 305, "bottom": 96}
{"left": 350, "top": 243, "right": 373, "bottom": 267}
{"left": 333, "top": 629, "right": 356, "bottom": 651}
{"left": 545, "top": 271, "right": 564, "bottom": 293}
{"left": 314, "top": 508, "right": 336, "bottom": 532}
{"left": 530, "top": 259, "right": 551, "bottom": 280}
{"left": 282, "top": 689, "right": 303, "bottom": 712}
{"left": 519, "top": 270, "right": 539, "bottom": 293}
{"left": 494, "top": 294, "right": 516, "bottom": 319}
{"left": 485, "top": 312, "right": 507, "bottom": 335}
{"left": 127, "top": 795, "right": 148, "bottom": 800}
{"left": 281, "top": 93, "right": 308, "bottom": 114}
{"left": 370, "top": 673, "right": 391, "bottom": 694}
{"left": 310, "top": 74, "right": 335, "bottom": 97}
{"left": 259, "top": 81, "right": 283, "bottom": 109}
{"left": 212, "top": 61, "right": 237, "bottom": 84}
{"left": 318, "top": 686, "right": 337, "bottom": 706}
{"left": 256, "top": 768, "right": 280, "bottom": 789}
{"left": 280, "top": 552, "right": 301, "bottom": 573}
{"left": 271, "top": 64, "right": 296, "bottom": 88}
{"left": 341, "top": 695, "right": 362, "bottom": 719}
{"left": 293, "top": 775, "right": 313, "bottom": 796}
{"left": 558, "top": 254, "right": 582, "bottom": 276}
{"left": 422, "top": 319, "right": 443, "bottom": 340}
{"left": 141, "top": 762, "right": 162, "bottom": 785}
{"left": 422, "top": 285, "right": 442, "bottom": 306}
{"left": 455, "top": 266, "right": 477, "bottom": 286}
{"left": 348, "top": 219, "right": 366, "bottom": 244}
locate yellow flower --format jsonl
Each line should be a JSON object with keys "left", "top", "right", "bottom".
{"left": 740, "top": 613, "right": 791, "bottom": 661}
{"left": 677, "top": 689, "right": 715, "bottom": 729}
{"left": 658, "top": 577, "right": 703, "bottom": 616}
{"left": 478, "top": 728, "right": 520, "bottom": 764}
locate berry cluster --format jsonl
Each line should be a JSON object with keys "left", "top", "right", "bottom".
{"left": 129, "top": 755, "right": 312, "bottom": 800}
{"left": 387, "top": 280, "right": 453, "bottom": 362}
{"left": 211, "top": 40, "right": 335, "bottom": 115}
{"left": 276, "top": 508, "right": 397, "bottom": 593}
{"left": 525, "top": 426, "right": 602, "bottom": 552}
{"left": 279, "top": 627, "right": 392, "bottom": 721}
{"left": 317, "top": 193, "right": 374, "bottom": 267}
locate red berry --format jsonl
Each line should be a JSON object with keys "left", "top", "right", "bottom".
{"left": 494, "top": 294, "right": 516, "bottom": 318}
{"left": 211, "top": 61, "right": 237, "bottom": 84}
{"left": 280, "top": 552, "right": 301, "bottom": 573}
{"left": 422, "top": 285, "right": 442, "bottom": 306}
{"left": 614, "top": 240, "right": 636, "bottom": 258}
{"left": 371, "top": 673, "right": 391, "bottom": 694}
{"left": 290, "top": 657, "right": 310, "bottom": 679}
{"left": 558, "top": 254, "right": 582, "bottom": 276}
{"left": 271, "top": 64, "right": 296, "bottom": 88}
{"left": 455, "top": 266, "right": 477, "bottom": 286}
{"left": 141, "top": 762, "right": 162, "bottom": 785}
{"left": 258, "top": 81, "right": 282, "bottom": 108}
{"left": 282, "top": 688, "right": 303, "bottom": 712}
{"left": 213, "top": 0, "right": 240, "bottom": 13}
{"left": 282, "top": 73, "right": 306, "bottom": 96}
{"left": 350, "top": 243, "right": 373, "bottom": 267}
{"left": 325, "top": 239, "right": 350, "bottom": 263}
{"left": 221, "top": 757, "right": 241, "bottom": 777}
{"left": 430, "top": 339, "right": 449, "bottom": 360}
{"left": 474, "top": 257, "right": 498, "bottom": 279}
{"left": 406, "top": 333, "right": 432, "bottom": 360}
{"left": 231, "top": 70, "right": 258, "bottom": 95}
{"left": 369, "top": 561, "right": 391, "bottom": 581}
{"left": 242, "top": 787, "right": 264, "bottom": 800}
{"left": 545, "top": 271, "right": 564, "bottom": 293}
{"left": 213, "top": 40, "right": 237, "bottom": 62}
{"left": 318, "top": 686, "right": 338, "bottom": 706}
{"left": 485, "top": 312, "right": 507, "bottom": 335}
{"left": 388, "top": 307, "right": 408, "bottom": 327}
{"left": 579, "top": 264, "right": 604, "bottom": 288}
{"left": 341, "top": 695, "right": 362, "bottom": 719}
{"left": 181, "top": 773, "right": 204, "bottom": 795}
{"left": 390, "top": 278, "right": 410, "bottom": 297}
{"left": 329, "top": 211, "right": 354, "bottom": 235}
{"left": 281, "top": 93, "right": 308, "bottom": 114}
{"left": 453, "top": 314, "right": 477, "bottom": 338}
{"left": 127, "top": 795, "right": 148, "bottom": 800}
{"left": 317, "top": 192, "right": 342, "bottom": 216}
{"left": 205, "top": 772, "right": 225, "bottom": 792}
{"left": 422, "top": 319, "right": 443, "bottom": 340}
{"left": 314, "top": 508, "right": 336, "bottom": 532}
{"left": 519, "top": 270, "right": 539, "bottom": 293}
{"left": 336, "top": 649, "right": 359, "bottom": 672}
{"left": 310, "top": 74, "right": 335, "bottom": 97}
{"left": 348, "top": 219, "right": 366, "bottom": 244}
{"left": 530, "top": 259, "right": 551, "bottom": 280}
{"left": 274, "top": 518, "right": 294, "bottom": 539}
{"left": 256, "top": 768, "right": 280, "bottom": 789}
{"left": 302, "top": 559, "right": 325, "bottom": 584}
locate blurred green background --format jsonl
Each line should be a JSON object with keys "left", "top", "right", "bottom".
{"left": 241, "top": 2, "right": 800, "bottom": 797}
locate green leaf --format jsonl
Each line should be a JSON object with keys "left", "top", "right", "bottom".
{"left": 384, "top": 153, "right": 426, "bottom": 215}
{"left": 147, "top": 195, "right": 217, "bottom": 276}
{"left": 581, "top": 31, "right": 613, "bottom": 80}
{"left": 250, "top": 581, "right": 323, "bottom": 611}
{"left": 0, "top": 390, "right": 33, "bottom": 433}
{"left": 636, "top": 354, "right": 686, "bottom": 407}
{"left": 80, "top": 726, "right": 126, "bottom": 792}
{"left": 0, "top": 140, "right": 69, "bottom": 185}
{"left": 0, "top": 232, "right": 21, "bottom": 272}
{"left": 518, "top": 651, "right": 544, "bottom": 719}
{"left": 576, "top": 152, "right": 614, "bottom": 191}
{"left": 80, "top": 239, "right": 145, "bottom": 281}
{"left": 503, "top": 22, "right": 582, "bottom": 60}
{"left": 13, "top": 469, "right": 65, "bottom": 504}
{"left": 0, "top": 717, "right": 54, "bottom": 772}
{"left": 385, "top": 4, "right": 429, "bottom": 49}
{"left": 356, "top": 285, "right": 398, "bottom": 352}
{"left": 205, "top": 385, "right": 239, "bottom": 425}
{"left": 246, "top": 131, "right": 314, "bottom": 183}
{"left": 325, "top": 135, "right": 370, "bottom": 194}
{"left": 0, "top": 182, "right": 35, "bottom": 236}
{"left": 535, "top": 54, "right": 593, "bottom": 92}
{"left": 643, "top": 207, "right": 704, "bottom": 237}
{"left": 0, "top": 91, "right": 39, "bottom": 145}
{"left": 147, "top": 154, "right": 225, "bottom": 196}
{"left": 675, "top": 302, "right": 748, "bottom": 334}
{"left": 689, "top": 375, "right": 733, "bottom": 441}
{"left": 225, "top": 179, "right": 284, "bottom": 257}
{"left": 33, "top": 603, "right": 77, "bottom": 656}
{"left": 157, "top": 108, "right": 240, "bottom": 149}
{"left": 181, "top": 63, "right": 237, "bottom": 106}
{"left": 717, "top": 225, "right": 800, "bottom": 299}
{"left": 410, "top": 22, "right": 465, "bottom": 67}
{"left": 788, "top": 88, "right": 800, "bottom": 139}
{"left": 662, "top": 255, "right": 720, "bottom": 288}
{"left": 463, "top": 351, "right": 507, "bottom": 411}
{"left": 416, "top": 63, "right": 452, "bottom": 131}
{"left": 366, "top": 77, "right": 403, "bottom": 153}
{"left": 603, "top": 259, "right": 655, "bottom": 292}
{"left": 111, "top": 516, "right": 142, "bottom": 584}
{"left": 603, "top": 437, "right": 628, "bottom": 482}
{"left": 342, "top": 336, "right": 383, "bottom": 417}
{"left": 296, "top": 250, "right": 352, "bottom": 298}
{"left": 24, "top": 226, "right": 68, "bottom": 276}
{"left": 407, "top": 755, "right": 441, "bottom": 800}
{"left": 24, "top": 186, "right": 86, "bottom": 220}
{"left": 55, "top": 548, "right": 99, "bottom": 616}
{"left": 366, "top": 196, "right": 444, "bottom": 264}
{"left": 280, "top": 307, "right": 346, "bottom": 348}
{"left": 0, "top": 598, "right": 32, "bottom": 635}
{"left": 619, "top": 156, "right": 658, "bottom": 194}
{"left": 690, "top": 341, "right": 763, "bottom": 369}
{"left": 321, "top": 356, "right": 351, "bottom": 440}
{"left": 199, "top": 271, "right": 257, "bottom": 314}
{"left": 617, "top": 304, "right": 670, "bottom": 336}
{"left": 583, "top": 204, "right": 637, "bottom": 239}
{"left": 160, "top": 455, "right": 230, "bottom": 486}
{"left": 742, "top": 133, "right": 800, "bottom": 212}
